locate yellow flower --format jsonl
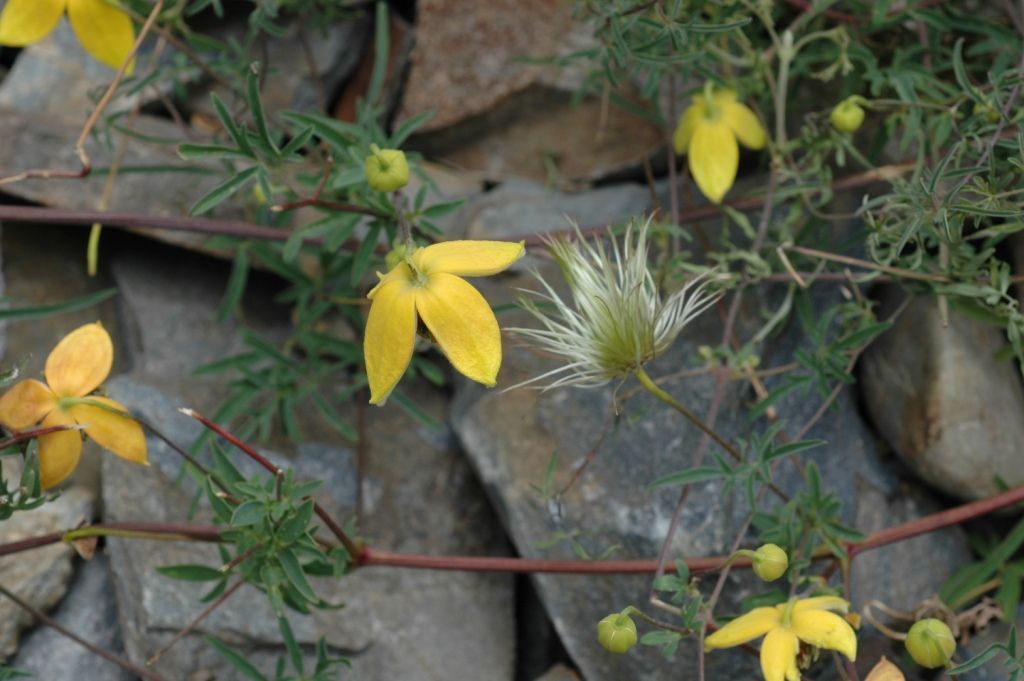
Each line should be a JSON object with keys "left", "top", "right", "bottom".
{"left": 705, "top": 596, "right": 857, "bottom": 681}
{"left": 364, "top": 240, "right": 525, "bottom": 405}
{"left": 673, "top": 88, "right": 766, "bottom": 204}
{"left": 0, "top": 0, "right": 136, "bottom": 73}
{"left": 0, "top": 323, "right": 147, "bottom": 488}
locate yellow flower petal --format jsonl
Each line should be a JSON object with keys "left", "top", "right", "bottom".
{"left": 792, "top": 596, "right": 850, "bottom": 614}
{"left": 364, "top": 273, "right": 417, "bottom": 405}
{"left": 66, "top": 0, "right": 135, "bottom": 73}
{"left": 864, "top": 656, "right": 905, "bottom": 681}
{"left": 0, "top": 0, "right": 64, "bottom": 47}
{"left": 38, "top": 409, "right": 82, "bottom": 489}
{"left": 67, "top": 397, "right": 147, "bottom": 465}
{"left": 0, "top": 379, "right": 57, "bottom": 430}
{"left": 722, "top": 98, "right": 767, "bottom": 150}
{"left": 673, "top": 101, "right": 705, "bottom": 154}
{"left": 688, "top": 119, "right": 739, "bottom": 204}
{"left": 45, "top": 322, "right": 113, "bottom": 398}
{"left": 416, "top": 273, "right": 501, "bottom": 387}
{"left": 413, "top": 240, "right": 525, "bottom": 277}
{"left": 705, "top": 607, "right": 781, "bottom": 650}
{"left": 791, "top": 608, "right": 858, "bottom": 661}
{"left": 760, "top": 627, "right": 801, "bottom": 681}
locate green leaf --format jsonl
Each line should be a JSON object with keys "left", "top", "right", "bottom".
{"left": 390, "top": 390, "right": 444, "bottom": 431}
{"left": 231, "top": 499, "right": 265, "bottom": 527}
{"left": 948, "top": 641, "right": 1008, "bottom": 675}
{"left": 350, "top": 222, "right": 381, "bottom": 286}
{"left": 765, "top": 439, "right": 827, "bottom": 462}
{"left": 246, "top": 67, "right": 278, "bottom": 155}
{"left": 390, "top": 110, "right": 433, "bottom": 147}
{"left": 210, "top": 93, "right": 253, "bottom": 155}
{"left": 203, "top": 635, "right": 268, "bottom": 681}
{"left": 365, "top": 2, "right": 390, "bottom": 107}
{"left": 178, "top": 144, "right": 251, "bottom": 160}
{"left": 278, "top": 617, "right": 304, "bottom": 675}
{"left": 190, "top": 166, "right": 259, "bottom": 215}
{"left": 648, "top": 466, "right": 723, "bottom": 489}
{"left": 156, "top": 564, "right": 224, "bottom": 582}
{"left": 0, "top": 288, "right": 117, "bottom": 321}
{"left": 996, "top": 563, "right": 1024, "bottom": 619}
{"left": 278, "top": 548, "right": 318, "bottom": 603}
{"left": 218, "top": 247, "right": 250, "bottom": 322}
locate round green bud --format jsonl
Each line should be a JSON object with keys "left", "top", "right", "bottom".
{"left": 365, "top": 145, "right": 409, "bottom": 192}
{"left": 597, "top": 613, "right": 637, "bottom": 654}
{"left": 972, "top": 101, "right": 1001, "bottom": 123}
{"left": 385, "top": 242, "right": 409, "bottom": 271}
{"left": 830, "top": 98, "right": 866, "bottom": 133}
{"left": 906, "top": 618, "right": 956, "bottom": 669}
{"left": 752, "top": 543, "right": 789, "bottom": 582}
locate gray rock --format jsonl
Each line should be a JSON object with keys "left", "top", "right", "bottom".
{"left": 0, "top": 487, "right": 96, "bottom": 657}
{"left": 12, "top": 555, "right": 133, "bottom": 681}
{"left": 447, "top": 202, "right": 971, "bottom": 680}
{"left": 0, "top": 22, "right": 166, "bottom": 121}
{"left": 861, "top": 289, "right": 1024, "bottom": 500}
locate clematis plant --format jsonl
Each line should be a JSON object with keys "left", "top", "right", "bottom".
{"left": 0, "top": 322, "right": 146, "bottom": 488}
{"left": 363, "top": 240, "right": 525, "bottom": 405}
{"left": 0, "top": 0, "right": 136, "bottom": 72}
{"left": 704, "top": 596, "right": 857, "bottom": 681}
{"left": 673, "top": 85, "right": 767, "bottom": 204}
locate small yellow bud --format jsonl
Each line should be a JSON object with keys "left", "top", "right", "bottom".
{"left": 905, "top": 619, "right": 956, "bottom": 669}
{"left": 972, "top": 101, "right": 1001, "bottom": 123}
{"left": 751, "top": 543, "right": 788, "bottom": 582}
{"left": 830, "top": 97, "right": 866, "bottom": 133}
{"left": 597, "top": 613, "right": 637, "bottom": 654}
{"left": 385, "top": 242, "right": 410, "bottom": 271}
{"left": 365, "top": 145, "right": 410, "bottom": 192}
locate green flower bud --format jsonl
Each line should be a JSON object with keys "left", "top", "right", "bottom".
{"left": 906, "top": 619, "right": 955, "bottom": 669}
{"left": 597, "top": 613, "right": 637, "bottom": 654}
{"left": 830, "top": 97, "right": 866, "bottom": 133}
{"left": 752, "top": 543, "right": 788, "bottom": 582}
{"left": 385, "top": 242, "right": 410, "bottom": 271}
{"left": 972, "top": 101, "right": 1001, "bottom": 123}
{"left": 365, "top": 145, "right": 409, "bottom": 192}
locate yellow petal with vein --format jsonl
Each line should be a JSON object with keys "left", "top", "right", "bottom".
{"left": 791, "top": 608, "right": 858, "bottom": 661}
{"left": 66, "top": 0, "right": 135, "bottom": 73}
{"left": 760, "top": 627, "right": 801, "bottom": 681}
{"left": 68, "top": 397, "right": 146, "bottom": 464}
{"left": 723, "top": 98, "right": 767, "bottom": 150}
{"left": 704, "top": 607, "right": 780, "bottom": 650}
{"left": 416, "top": 273, "right": 501, "bottom": 387}
{"left": 38, "top": 409, "right": 83, "bottom": 489}
{"left": 413, "top": 240, "right": 525, "bottom": 277}
{"left": 673, "top": 101, "right": 705, "bottom": 154}
{"left": 364, "top": 274, "right": 417, "bottom": 405}
{"left": 45, "top": 322, "right": 113, "bottom": 398}
{"left": 864, "top": 657, "right": 905, "bottom": 681}
{"left": 0, "top": 379, "right": 57, "bottom": 430}
{"left": 688, "top": 119, "right": 738, "bottom": 204}
{"left": 0, "top": 0, "right": 64, "bottom": 47}
{"left": 792, "top": 596, "right": 850, "bottom": 614}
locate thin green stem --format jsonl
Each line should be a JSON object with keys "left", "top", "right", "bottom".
{"left": 634, "top": 366, "right": 742, "bottom": 461}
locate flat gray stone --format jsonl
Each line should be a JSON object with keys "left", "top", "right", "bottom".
{"left": 0, "top": 486, "right": 95, "bottom": 657}
{"left": 12, "top": 555, "right": 132, "bottom": 681}
{"left": 861, "top": 289, "right": 1024, "bottom": 500}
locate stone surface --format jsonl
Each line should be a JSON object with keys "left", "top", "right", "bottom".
{"left": 11, "top": 555, "right": 133, "bottom": 681}
{"left": 446, "top": 195, "right": 972, "bottom": 681}
{"left": 0, "top": 22, "right": 163, "bottom": 121}
{"left": 191, "top": 16, "right": 369, "bottom": 122}
{"left": 535, "top": 663, "right": 583, "bottom": 681}
{"left": 399, "top": 0, "right": 663, "bottom": 183}
{"left": 860, "top": 289, "right": 1024, "bottom": 501}
{"left": 0, "top": 487, "right": 96, "bottom": 657}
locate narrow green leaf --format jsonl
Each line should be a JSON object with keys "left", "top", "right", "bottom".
{"left": 246, "top": 67, "right": 278, "bottom": 155}
{"left": 156, "top": 564, "right": 224, "bottom": 582}
{"left": 190, "top": 166, "right": 259, "bottom": 215}
{"left": 0, "top": 288, "right": 117, "bottom": 321}
{"left": 218, "top": 247, "right": 250, "bottom": 322}
{"left": 278, "top": 549, "right": 318, "bottom": 602}
{"left": 649, "top": 466, "right": 723, "bottom": 489}
{"left": 203, "top": 635, "right": 268, "bottom": 681}
{"left": 210, "top": 92, "right": 252, "bottom": 155}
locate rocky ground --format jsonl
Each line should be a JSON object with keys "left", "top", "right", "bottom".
{"left": 1, "top": 3, "right": 1023, "bottom": 681}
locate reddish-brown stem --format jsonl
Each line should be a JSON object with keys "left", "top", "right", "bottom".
{"left": 359, "top": 548, "right": 746, "bottom": 573}
{"left": 181, "top": 409, "right": 364, "bottom": 561}
{"left": 0, "top": 424, "right": 82, "bottom": 449}
{"left": 0, "top": 583, "right": 168, "bottom": 681}
{"left": 0, "top": 522, "right": 221, "bottom": 558}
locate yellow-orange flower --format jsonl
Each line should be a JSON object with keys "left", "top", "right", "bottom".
{"left": 0, "top": 323, "right": 146, "bottom": 488}
{"left": 705, "top": 596, "right": 857, "bottom": 681}
{"left": 0, "top": 0, "right": 135, "bottom": 72}
{"left": 364, "top": 240, "right": 525, "bottom": 405}
{"left": 673, "top": 88, "right": 767, "bottom": 204}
